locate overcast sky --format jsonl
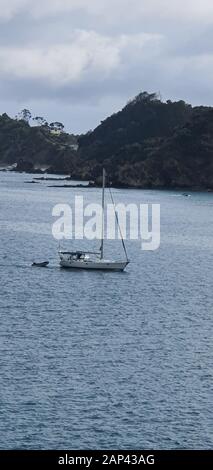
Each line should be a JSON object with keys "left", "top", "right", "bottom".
{"left": 0, "top": 0, "right": 213, "bottom": 133}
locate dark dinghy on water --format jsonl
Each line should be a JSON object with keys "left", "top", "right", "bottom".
{"left": 32, "top": 261, "right": 49, "bottom": 267}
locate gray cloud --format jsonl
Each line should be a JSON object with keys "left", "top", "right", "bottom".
{"left": 0, "top": 0, "right": 213, "bottom": 132}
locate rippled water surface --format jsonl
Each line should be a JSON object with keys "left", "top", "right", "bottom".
{"left": 0, "top": 172, "right": 212, "bottom": 449}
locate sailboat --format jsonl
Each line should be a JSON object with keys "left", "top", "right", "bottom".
{"left": 58, "top": 169, "right": 129, "bottom": 271}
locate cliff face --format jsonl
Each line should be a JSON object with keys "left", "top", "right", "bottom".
{"left": 1, "top": 93, "right": 213, "bottom": 189}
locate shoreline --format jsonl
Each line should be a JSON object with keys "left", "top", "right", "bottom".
{"left": 1, "top": 169, "right": 213, "bottom": 192}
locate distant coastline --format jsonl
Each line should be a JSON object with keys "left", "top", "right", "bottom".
{"left": 1, "top": 168, "right": 212, "bottom": 192}
{"left": 1, "top": 92, "right": 213, "bottom": 191}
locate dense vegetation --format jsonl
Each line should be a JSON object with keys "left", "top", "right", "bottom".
{"left": 1, "top": 92, "right": 213, "bottom": 189}
{"left": 0, "top": 112, "right": 78, "bottom": 173}
{"left": 77, "top": 93, "right": 213, "bottom": 189}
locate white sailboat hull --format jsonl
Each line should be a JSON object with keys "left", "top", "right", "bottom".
{"left": 60, "top": 257, "right": 128, "bottom": 271}
{"left": 58, "top": 169, "right": 130, "bottom": 273}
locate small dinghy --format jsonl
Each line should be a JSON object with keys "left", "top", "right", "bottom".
{"left": 32, "top": 261, "right": 49, "bottom": 267}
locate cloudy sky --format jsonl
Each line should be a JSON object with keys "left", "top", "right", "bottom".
{"left": 0, "top": 0, "right": 213, "bottom": 132}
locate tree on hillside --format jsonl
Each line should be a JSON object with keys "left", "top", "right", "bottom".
{"left": 50, "top": 122, "right": 65, "bottom": 132}
{"left": 16, "top": 109, "right": 32, "bottom": 123}
{"left": 126, "top": 91, "right": 159, "bottom": 107}
{"left": 33, "top": 116, "right": 48, "bottom": 127}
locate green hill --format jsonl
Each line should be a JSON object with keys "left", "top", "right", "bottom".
{"left": 1, "top": 93, "right": 213, "bottom": 190}
{"left": 0, "top": 113, "right": 78, "bottom": 174}
{"left": 76, "top": 93, "right": 213, "bottom": 189}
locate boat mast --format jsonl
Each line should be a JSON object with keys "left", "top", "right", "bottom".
{"left": 100, "top": 168, "right": 106, "bottom": 259}
{"left": 109, "top": 187, "right": 129, "bottom": 263}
